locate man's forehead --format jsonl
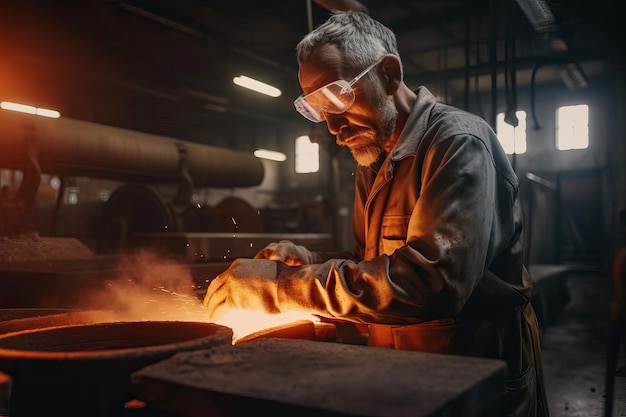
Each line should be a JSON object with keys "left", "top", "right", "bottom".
{"left": 298, "top": 45, "right": 344, "bottom": 92}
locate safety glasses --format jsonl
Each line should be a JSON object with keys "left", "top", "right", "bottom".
{"left": 294, "top": 56, "right": 384, "bottom": 123}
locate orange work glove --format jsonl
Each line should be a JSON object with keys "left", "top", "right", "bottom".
{"left": 203, "top": 258, "right": 288, "bottom": 321}
{"left": 253, "top": 240, "right": 315, "bottom": 266}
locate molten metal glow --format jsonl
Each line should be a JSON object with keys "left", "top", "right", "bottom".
{"left": 212, "top": 309, "right": 319, "bottom": 344}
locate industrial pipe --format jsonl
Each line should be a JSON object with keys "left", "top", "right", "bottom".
{"left": 0, "top": 111, "right": 264, "bottom": 188}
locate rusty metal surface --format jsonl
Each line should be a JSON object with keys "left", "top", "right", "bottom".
{"left": 0, "top": 316, "right": 336, "bottom": 416}
{"left": 132, "top": 338, "right": 507, "bottom": 417}
{"left": 0, "top": 321, "right": 233, "bottom": 417}
{"left": 0, "top": 236, "right": 96, "bottom": 265}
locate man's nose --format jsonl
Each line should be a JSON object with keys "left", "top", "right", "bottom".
{"left": 324, "top": 113, "right": 348, "bottom": 136}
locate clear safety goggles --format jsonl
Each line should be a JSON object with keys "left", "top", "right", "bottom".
{"left": 294, "top": 56, "right": 384, "bottom": 123}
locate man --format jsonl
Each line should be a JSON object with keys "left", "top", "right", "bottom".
{"left": 205, "top": 10, "right": 549, "bottom": 417}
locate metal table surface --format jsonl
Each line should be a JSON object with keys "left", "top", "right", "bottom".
{"left": 131, "top": 337, "right": 507, "bottom": 417}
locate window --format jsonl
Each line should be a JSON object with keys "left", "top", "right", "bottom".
{"left": 496, "top": 111, "right": 527, "bottom": 154}
{"left": 295, "top": 135, "right": 319, "bottom": 173}
{"left": 556, "top": 104, "right": 588, "bottom": 150}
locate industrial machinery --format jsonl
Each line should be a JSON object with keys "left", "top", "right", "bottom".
{"left": 0, "top": 110, "right": 333, "bottom": 308}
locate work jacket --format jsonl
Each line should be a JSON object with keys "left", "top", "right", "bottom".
{"left": 277, "top": 86, "right": 548, "bottom": 416}
{"left": 281, "top": 86, "right": 532, "bottom": 326}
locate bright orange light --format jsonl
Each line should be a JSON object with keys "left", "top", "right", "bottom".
{"left": 212, "top": 309, "right": 320, "bottom": 344}
{"left": 1, "top": 101, "right": 60, "bottom": 118}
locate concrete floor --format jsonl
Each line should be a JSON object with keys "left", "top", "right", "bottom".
{"left": 540, "top": 269, "right": 617, "bottom": 417}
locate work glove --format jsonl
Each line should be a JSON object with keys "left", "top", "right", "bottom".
{"left": 203, "top": 258, "right": 286, "bottom": 321}
{"left": 253, "top": 239, "right": 315, "bottom": 265}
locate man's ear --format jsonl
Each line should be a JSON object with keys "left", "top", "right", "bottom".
{"left": 381, "top": 55, "right": 402, "bottom": 95}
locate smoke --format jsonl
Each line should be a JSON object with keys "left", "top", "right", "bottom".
{"left": 74, "top": 250, "right": 210, "bottom": 323}
{"left": 67, "top": 250, "right": 320, "bottom": 344}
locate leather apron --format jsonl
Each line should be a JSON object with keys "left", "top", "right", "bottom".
{"left": 367, "top": 302, "right": 550, "bottom": 417}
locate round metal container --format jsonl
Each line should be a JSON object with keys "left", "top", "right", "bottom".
{"left": 0, "top": 320, "right": 232, "bottom": 416}
{"left": 0, "top": 308, "right": 73, "bottom": 323}
{"left": 0, "top": 309, "right": 117, "bottom": 334}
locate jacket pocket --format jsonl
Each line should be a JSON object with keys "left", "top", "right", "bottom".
{"left": 504, "top": 362, "right": 537, "bottom": 417}
{"left": 368, "top": 318, "right": 458, "bottom": 354}
{"left": 380, "top": 215, "right": 410, "bottom": 255}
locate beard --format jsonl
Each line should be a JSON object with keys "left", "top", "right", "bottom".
{"left": 350, "top": 138, "right": 385, "bottom": 167}
{"left": 342, "top": 94, "right": 398, "bottom": 167}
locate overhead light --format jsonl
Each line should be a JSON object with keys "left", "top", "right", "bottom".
{"left": 558, "top": 63, "right": 588, "bottom": 90}
{"left": 254, "top": 148, "right": 286, "bottom": 162}
{"left": 1, "top": 101, "right": 60, "bottom": 118}
{"left": 233, "top": 76, "right": 281, "bottom": 98}
{"left": 514, "top": 0, "right": 557, "bottom": 33}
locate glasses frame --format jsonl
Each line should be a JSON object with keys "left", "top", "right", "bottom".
{"left": 294, "top": 56, "right": 385, "bottom": 123}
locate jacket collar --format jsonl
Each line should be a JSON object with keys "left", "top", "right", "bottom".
{"left": 389, "top": 86, "right": 438, "bottom": 161}
{"left": 359, "top": 86, "right": 438, "bottom": 179}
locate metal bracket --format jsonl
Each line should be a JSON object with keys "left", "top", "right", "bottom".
{"left": 15, "top": 124, "right": 42, "bottom": 207}
{"left": 171, "top": 142, "right": 194, "bottom": 231}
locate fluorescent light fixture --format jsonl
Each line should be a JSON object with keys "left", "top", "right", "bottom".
{"left": 558, "top": 63, "right": 588, "bottom": 90}
{"left": 233, "top": 75, "right": 281, "bottom": 97}
{"left": 514, "top": 0, "right": 557, "bottom": 33}
{"left": 35, "top": 108, "right": 61, "bottom": 118}
{"left": 254, "top": 148, "right": 286, "bottom": 162}
{"left": 1, "top": 101, "right": 60, "bottom": 118}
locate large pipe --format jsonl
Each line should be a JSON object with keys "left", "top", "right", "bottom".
{"left": 0, "top": 111, "right": 264, "bottom": 188}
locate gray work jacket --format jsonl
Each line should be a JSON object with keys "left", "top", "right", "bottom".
{"left": 277, "top": 87, "right": 548, "bottom": 415}
{"left": 278, "top": 86, "right": 533, "bottom": 325}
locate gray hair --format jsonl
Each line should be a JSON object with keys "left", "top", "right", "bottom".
{"left": 296, "top": 11, "right": 399, "bottom": 74}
